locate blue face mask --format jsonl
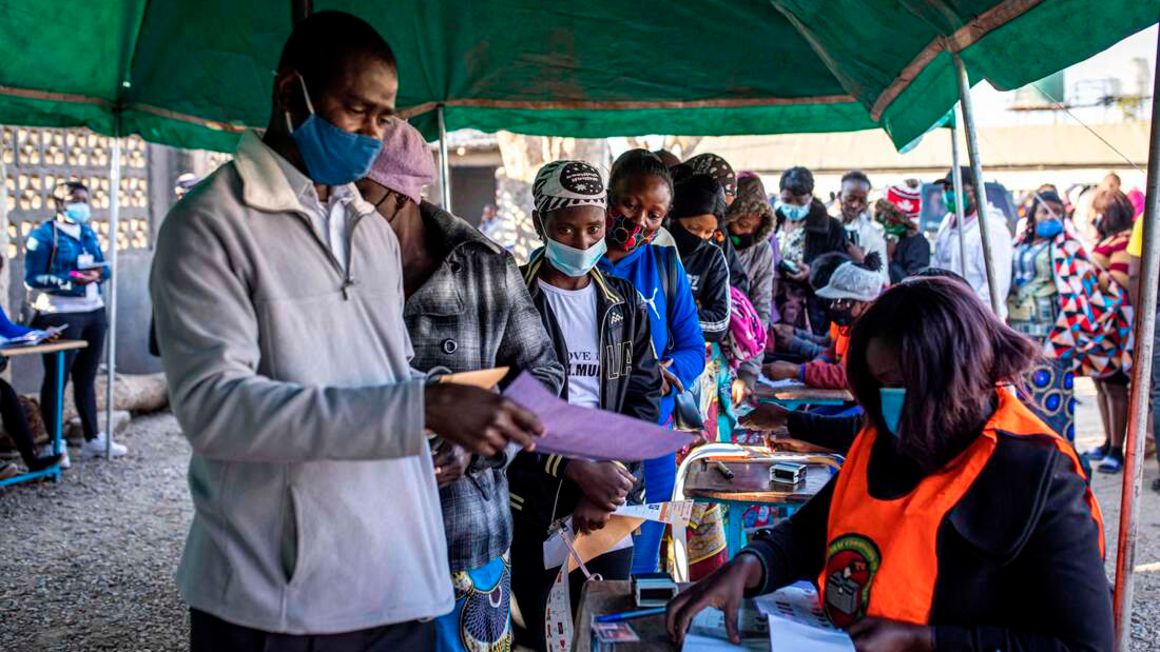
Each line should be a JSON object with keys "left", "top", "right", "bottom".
{"left": 942, "top": 189, "right": 957, "bottom": 214}
{"left": 1035, "top": 219, "right": 1064, "bottom": 239}
{"left": 778, "top": 200, "right": 811, "bottom": 222}
{"left": 286, "top": 75, "right": 383, "bottom": 186}
{"left": 64, "top": 202, "right": 91, "bottom": 223}
{"left": 879, "top": 387, "right": 906, "bottom": 437}
{"left": 544, "top": 237, "right": 607, "bottom": 278}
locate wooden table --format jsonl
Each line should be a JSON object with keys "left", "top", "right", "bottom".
{"left": 0, "top": 340, "right": 88, "bottom": 488}
{"left": 573, "top": 581, "right": 683, "bottom": 651}
{"left": 752, "top": 383, "right": 853, "bottom": 410}
{"left": 683, "top": 453, "right": 842, "bottom": 559}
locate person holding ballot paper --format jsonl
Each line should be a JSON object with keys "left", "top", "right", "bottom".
{"left": 151, "top": 12, "right": 544, "bottom": 650}
{"left": 24, "top": 180, "right": 120, "bottom": 462}
{"left": 508, "top": 159, "right": 663, "bottom": 652}
{"left": 358, "top": 120, "right": 564, "bottom": 652}
{"left": 668, "top": 277, "right": 1111, "bottom": 652}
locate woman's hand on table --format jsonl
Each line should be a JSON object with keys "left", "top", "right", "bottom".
{"left": 666, "top": 552, "right": 764, "bottom": 645}
{"left": 739, "top": 403, "right": 790, "bottom": 432}
{"left": 847, "top": 617, "right": 933, "bottom": 652}
{"left": 566, "top": 460, "right": 633, "bottom": 512}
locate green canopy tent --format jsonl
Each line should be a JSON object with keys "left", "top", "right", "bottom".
{"left": 0, "top": 1, "right": 1154, "bottom": 150}
{"left": 2, "top": 2, "right": 1159, "bottom": 647}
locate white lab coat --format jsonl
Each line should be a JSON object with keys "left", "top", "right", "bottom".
{"left": 934, "top": 208, "right": 1014, "bottom": 320}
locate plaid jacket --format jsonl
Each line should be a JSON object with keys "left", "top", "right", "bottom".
{"left": 404, "top": 202, "right": 564, "bottom": 572}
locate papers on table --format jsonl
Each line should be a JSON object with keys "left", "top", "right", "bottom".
{"left": 756, "top": 377, "right": 804, "bottom": 391}
{"left": 682, "top": 605, "right": 768, "bottom": 651}
{"left": 681, "top": 583, "right": 854, "bottom": 652}
{"left": 503, "top": 372, "right": 694, "bottom": 461}
{"left": 755, "top": 583, "right": 854, "bottom": 652}
{"left": 0, "top": 326, "right": 66, "bottom": 349}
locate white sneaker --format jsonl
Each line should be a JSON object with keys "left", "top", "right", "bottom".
{"left": 80, "top": 433, "right": 127, "bottom": 459}
{"left": 40, "top": 445, "right": 70, "bottom": 469}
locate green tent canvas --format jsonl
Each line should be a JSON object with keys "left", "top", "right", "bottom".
{"left": 0, "top": 0, "right": 1155, "bottom": 152}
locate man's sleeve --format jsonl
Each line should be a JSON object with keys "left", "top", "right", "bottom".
{"left": 802, "top": 360, "right": 848, "bottom": 390}
{"left": 151, "top": 206, "right": 427, "bottom": 463}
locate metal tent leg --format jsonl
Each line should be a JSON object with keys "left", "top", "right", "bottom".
{"left": 1112, "top": 31, "right": 1160, "bottom": 652}
{"left": 950, "top": 123, "right": 969, "bottom": 276}
{"left": 438, "top": 105, "right": 452, "bottom": 212}
{"left": 104, "top": 136, "right": 120, "bottom": 459}
{"left": 952, "top": 53, "right": 1001, "bottom": 315}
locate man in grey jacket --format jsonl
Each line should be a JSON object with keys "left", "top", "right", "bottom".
{"left": 151, "top": 12, "right": 541, "bottom": 651}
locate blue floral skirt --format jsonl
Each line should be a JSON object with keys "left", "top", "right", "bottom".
{"left": 434, "top": 555, "right": 512, "bottom": 652}
{"left": 1025, "top": 358, "right": 1076, "bottom": 442}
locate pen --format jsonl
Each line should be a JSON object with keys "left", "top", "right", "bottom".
{"left": 595, "top": 606, "right": 667, "bottom": 623}
{"left": 713, "top": 460, "right": 735, "bottom": 481}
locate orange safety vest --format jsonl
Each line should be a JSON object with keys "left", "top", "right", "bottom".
{"left": 817, "top": 389, "right": 1104, "bottom": 628}
{"left": 829, "top": 323, "right": 850, "bottom": 363}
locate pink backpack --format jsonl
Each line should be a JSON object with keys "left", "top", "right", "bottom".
{"left": 725, "top": 287, "right": 767, "bottom": 369}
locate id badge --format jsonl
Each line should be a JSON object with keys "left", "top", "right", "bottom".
{"left": 77, "top": 253, "right": 95, "bottom": 269}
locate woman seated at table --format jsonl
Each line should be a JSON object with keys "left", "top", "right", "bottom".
{"left": 668, "top": 277, "right": 1111, "bottom": 652}
{"left": 0, "top": 254, "right": 61, "bottom": 478}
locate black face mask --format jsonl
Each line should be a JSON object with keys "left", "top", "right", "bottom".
{"left": 670, "top": 222, "right": 706, "bottom": 256}
{"left": 730, "top": 232, "right": 755, "bottom": 250}
{"left": 828, "top": 308, "right": 855, "bottom": 327}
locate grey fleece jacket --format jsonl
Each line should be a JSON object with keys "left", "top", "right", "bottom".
{"left": 151, "top": 132, "right": 452, "bottom": 635}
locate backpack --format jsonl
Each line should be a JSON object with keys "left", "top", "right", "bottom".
{"left": 724, "top": 287, "right": 766, "bottom": 369}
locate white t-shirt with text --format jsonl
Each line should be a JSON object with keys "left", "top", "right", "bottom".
{"left": 538, "top": 280, "right": 601, "bottom": 409}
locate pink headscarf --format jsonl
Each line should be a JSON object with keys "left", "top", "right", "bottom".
{"left": 366, "top": 119, "right": 436, "bottom": 204}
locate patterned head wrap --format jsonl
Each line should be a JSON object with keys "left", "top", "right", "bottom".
{"left": 532, "top": 160, "right": 606, "bottom": 215}
{"left": 685, "top": 153, "right": 736, "bottom": 197}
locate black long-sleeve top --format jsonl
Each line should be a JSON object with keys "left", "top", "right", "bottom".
{"left": 743, "top": 429, "right": 1113, "bottom": 652}
{"left": 887, "top": 232, "right": 932, "bottom": 284}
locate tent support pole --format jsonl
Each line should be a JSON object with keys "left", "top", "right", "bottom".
{"left": 951, "top": 52, "right": 1001, "bottom": 315}
{"left": 950, "top": 122, "right": 968, "bottom": 276}
{"left": 438, "top": 104, "right": 452, "bottom": 212}
{"left": 1112, "top": 31, "right": 1160, "bottom": 651}
{"left": 291, "top": 0, "right": 312, "bottom": 24}
{"left": 104, "top": 129, "right": 121, "bottom": 459}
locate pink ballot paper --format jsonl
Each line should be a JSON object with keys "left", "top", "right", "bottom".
{"left": 503, "top": 372, "right": 694, "bottom": 461}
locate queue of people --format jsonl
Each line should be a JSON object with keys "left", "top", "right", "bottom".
{"left": 0, "top": 8, "right": 1106, "bottom": 652}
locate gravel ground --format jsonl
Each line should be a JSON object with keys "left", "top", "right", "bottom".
{"left": 1, "top": 380, "right": 1158, "bottom": 651}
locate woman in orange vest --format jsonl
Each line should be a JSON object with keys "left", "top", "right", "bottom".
{"left": 667, "top": 277, "right": 1111, "bottom": 651}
